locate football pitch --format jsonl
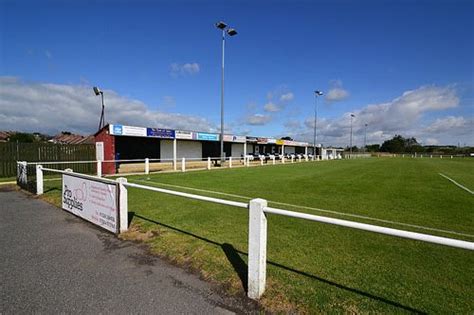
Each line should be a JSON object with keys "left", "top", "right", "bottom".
{"left": 43, "top": 158, "right": 473, "bottom": 313}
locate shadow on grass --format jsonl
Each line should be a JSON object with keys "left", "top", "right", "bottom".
{"left": 133, "top": 213, "right": 426, "bottom": 314}
{"left": 44, "top": 187, "right": 60, "bottom": 194}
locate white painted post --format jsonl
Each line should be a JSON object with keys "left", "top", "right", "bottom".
{"left": 96, "top": 160, "right": 102, "bottom": 177}
{"left": 248, "top": 198, "right": 267, "bottom": 300}
{"left": 282, "top": 144, "right": 285, "bottom": 157}
{"left": 451, "top": 155, "right": 453, "bottom": 159}
{"left": 145, "top": 158, "right": 149, "bottom": 175}
{"left": 244, "top": 142, "right": 247, "bottom": 161}
{"left": 298, "top": 156, "right": 302, "bottom": 163}
{"left": 291, "top": 156, "right": 294, "bottom": 163}
{"left": 246, "top": 157, "right": 250, "bottom": 167}
{"left": 229, "top": 157, "right": 233, "bottom": 168}
{"left": 116, "top": 177, "right": 128, "bottom": 233}
{"left": 430, "top": 155, "right": 432, "bottom": 158}
{"left": 282, "top": 156, "right": 285, "bottom": 164}
{"left": 260, "top": 157, "right": 264, "bottom": 166}
{"left": 181, "top": 157, "right": 186, "bottom": 172}
{"left": 173, "top": 138, "right": 177, "bottom": 171}
{"left": 441, "top": 155, "right": 443, "bottom": 159}
{"left": 305, "top": 154, "right": 308, "bottom": 162}
{"left": 272, "top": 156, "right": 275, "bottom": 165}
{"left": 305, "top": 146, "right": 308, "bottom": 157}
{"left": 65, "top": 168, "right": 73, "bottom": 173}
{"left": 36, "top": 165, "right": 43, "bottom": 195}
{"left": 207, "top": 157, "right": 211, "bottom": 170}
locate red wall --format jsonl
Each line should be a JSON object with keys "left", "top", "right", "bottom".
{"left": 95, "top": 127, "right": 116, "bottom": 175}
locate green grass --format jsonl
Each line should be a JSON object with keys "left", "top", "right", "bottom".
{"left": 42, "top": 158, "right": 474, "bottom": 313}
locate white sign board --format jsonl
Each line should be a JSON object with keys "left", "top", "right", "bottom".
{"left": 175, "top": 130, "right": 194, "bottom": 140}
{"left": 62, "top": 174, "right": 118, "bottom": 233}
{"left": 95, "top": 142, "right": 104, "bottom": 161}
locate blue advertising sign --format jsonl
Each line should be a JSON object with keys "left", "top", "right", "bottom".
{"left": 113, "top": 125, "right": 123, "bottom": 135}
{"left": 196, "top": 132, "right": 219, "bottom": 141}
{"left": 147, "top": 128, "right": 175, "bottom": 139}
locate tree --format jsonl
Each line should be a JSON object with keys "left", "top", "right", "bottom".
{"left": 8, "top": 133, "right": 36, "bottom": 143}
{"left": 365, "top": 144, "right": 380, "bottom": 152}
{"left": 380, "top": 135, "right": 423, "bottom": 153}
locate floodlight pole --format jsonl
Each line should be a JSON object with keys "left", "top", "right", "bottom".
{"left": 350, "top": 114, "right": 355, "bottom": 157}
{"left": 220, "top": 28, "right": 225, "bottom": 163}
{"left": 364, "top": 123, "right": 368, "bottom": 153}
{"left": 313, "top": 91, "right": 322, "bottom": 157}
{"left": 99, "top": 92, "right": 105, "bottom": 130}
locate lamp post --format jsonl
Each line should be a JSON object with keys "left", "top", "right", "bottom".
{"left": 93, "top": 86, "right": 105, "bottom": 131}
{"left": 313, "top": 90, "right": 323, "bottom": 158}
{"left": 364, "top": 123, "right": 368, "bottom": 153}
{"left": 215, "top": 21, "right": 238, "bottom": 163}
{"left": 350, "top": 114, "right": 355, "bottom": 157}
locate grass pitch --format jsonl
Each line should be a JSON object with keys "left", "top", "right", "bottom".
{"left": 43, "top": 158, "right": 474, "bottom": 313}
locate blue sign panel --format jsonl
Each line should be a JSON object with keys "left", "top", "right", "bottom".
{"left": 196, "top": 132, "right": 219, "bottom": 141}
{"left": 147, "top": 128, "right": 175, "bottom": 139}
{"left": 113, "top": 125, "right": 123, "bottom": 135}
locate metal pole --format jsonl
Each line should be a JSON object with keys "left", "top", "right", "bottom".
{"left": 313, "top": 94, "right": 317, "bottom": 157}
{"left": 364, "top": 123, "right": 367, "bottom": 153}
{"left": 350, "top": 115, "right": 353, "bottom": 157}
{"left": 101, "top": 92, "right": 105, "bottom": 128}
{"left": 220, "top": 29, "right": 225, "bottom": 163}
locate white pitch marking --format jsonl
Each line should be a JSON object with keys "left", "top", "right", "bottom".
{"left": 439, "top": 173, "right": 474, "bottom": 195}
{"left": 131, "top": 178, "right": 474, "bottom": 239}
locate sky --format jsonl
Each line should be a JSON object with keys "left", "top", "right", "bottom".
{"left": 0, "top": 0, "right": 473, "bottom": 147}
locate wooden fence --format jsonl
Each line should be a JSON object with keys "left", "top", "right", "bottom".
{"left": 0, "top": 142, "right": 96, "bottom": 178}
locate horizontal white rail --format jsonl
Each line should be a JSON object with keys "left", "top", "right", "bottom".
{"left": 263, "top": 206, "right": 474, "bottom": 251}
{"left": 123, "top": 181, "right": 248, "bottom": 209}
{"left": 41, "top": 167, "right": 117, "bottom": 184}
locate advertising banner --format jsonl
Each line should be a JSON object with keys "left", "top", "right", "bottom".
{"left": 276, "top": 140, "right": 284, "bottom": 145}
{"left": 196, "top": 132, "right": 219, "bottom": 141}
{"left": 62, "top": 174, "right": 118, "bottom": 233}
{"left": 109, "top": 124, "right": 147, "bottom": 137}
{"left": 147, "top": 128, "right": 175, "bottom": 139}
{"left": 223, "top": 135, "right": 247, "bottom": 143}
{"left": 267, "top": 138, "right": 277, "bottom": 144}
{"left": 175, "top": 130, "right": 194, "bottom": 140}
{"left": 247, "top": 136, "right": 258, "bottom": 143}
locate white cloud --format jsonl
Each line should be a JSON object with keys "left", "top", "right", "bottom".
{"left": 280, "top": 92, "right": 294, "bottom": 102}
{"left": 263, "top": 102, "right": 281, "bottom": 112}
{"left": 424, "top": 116, "right": 469, "bottom": 133}
{"left": 246, "top": 114, "right": 272, "bottom": 126}
{"left": 170, "top": 62, "right": 200, "bottom": 77}
{"left": 325, "top": 80, "right": 349, "bottom": 102}
{"left": 0, "top": 77, "right": 215, "bottom": 135}
{"left": 424, "top": 138, "right": 439, "bottom": 145}
{"left": 45, "top": 50, "right": 52, "bottom": 59}
{"left": 297, "top": 85, "right": 468, "bottom": 146}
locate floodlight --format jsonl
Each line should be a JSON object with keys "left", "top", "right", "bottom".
{"left": 93, "top": 86, "right": 102, "bottom": 95}
{"left": 215, "top": 21, "right": 227, "bottom": 29}
{"left": 315, "top": 90, "right": 323, "bottom": 96}
{"left": 351, "top": 114, "right": 355, "bottom": 117}
{"left": 227, "top": 28, "right": 238, "bottom": 36}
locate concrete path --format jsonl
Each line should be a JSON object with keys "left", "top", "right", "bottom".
{"left": 0, "top": 187, "right": 254, "bottom": 314}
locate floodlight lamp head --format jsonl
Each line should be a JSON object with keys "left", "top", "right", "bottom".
{"left": 351, "top": 114, "right": 355, "bottom": 117}
{"left": 315, "top": 90, "right": 323, "bottom": 96}
{"left": 93, "top": 86, "right": 102, "bottom": 96}
{"left": 227, "top": 28, "right": 238, "bottom": 36}
{"left": 215, "top": 21, "right": 227, "bottom": 29}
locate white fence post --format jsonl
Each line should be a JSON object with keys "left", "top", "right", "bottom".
{"left": 305, "top": 155, "right": 308, "bottom": 162}
{"left": 291, "top": 156, "right": 294, "bottom": 163}
{"left": 298, "top": 156, "right": 301, "bottom": 163}
{"left": 145, "top": 158, "right": 149, "bottom": 175}
{"left": 260, "top": 157, "right": 264, "bottom": 166}
{"left": 440, "top": 155, "right": 443, "bottom": 159}
{"left": 246, "top": 157, "right": 250, "bottom": 167}
{"left": 272, "top": 156, "right": 275, "bottom": 165}
{"left": 282, "top": 156, "right": 285, "bottom": 164}
{"left": 36, "top": 165, "right": 43, "bottom": 195}
{"left": 116, "top": 177, "right": 128, "bottom": 233}
{"left": 248, "top": 198, "right": 268, "bottom": 300}
{"left": 173, "top": 138, "right": 177, "bottom": 171}
{"left": 207, "top": 157, "right": 211, "bottom": 170}
{"left": 96, "top": 160, "right": 102, "bottom": 177}
{"left": 181, "top": 157, "right": 186, "bottom": 172}
{"left": 229, "top": 157, "right": 233, "bottom": 168}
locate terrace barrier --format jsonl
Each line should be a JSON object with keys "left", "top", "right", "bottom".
{"left": 32, "top": 166, "right": 474, "bottom": 300}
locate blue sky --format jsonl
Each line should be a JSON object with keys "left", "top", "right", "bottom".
{"left": 1, "top": 0, "right": 473, "bottom": 146}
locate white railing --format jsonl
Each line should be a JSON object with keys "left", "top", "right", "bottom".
{"left": 31, "top": 165, "right": 474, "bottom": 300}
{"left": 20, "top": 153, "right": 317, "bottom": 179}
